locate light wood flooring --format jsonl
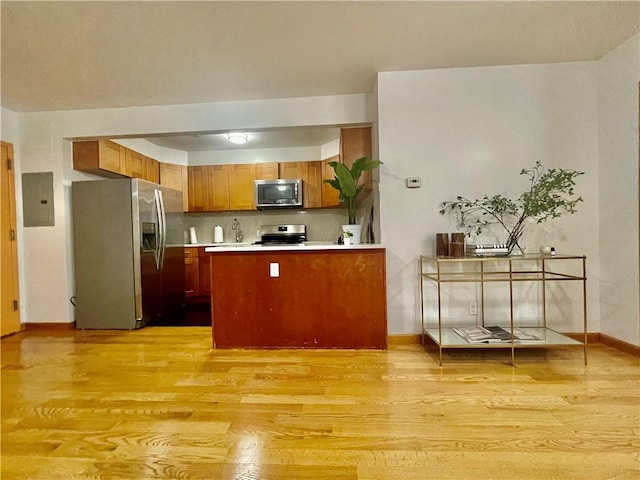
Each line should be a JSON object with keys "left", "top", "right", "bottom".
{"left": 1, "top": 327, "right": 639, "bottom": 479}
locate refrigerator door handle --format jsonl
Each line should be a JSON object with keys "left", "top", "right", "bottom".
{"left": 153, "top": 189, "right": 163, "bottom": 269}
{"left": 157, "top": 188, "right": 167, "bottom": 269}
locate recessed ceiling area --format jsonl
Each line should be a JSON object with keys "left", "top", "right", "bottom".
{"left": 2, "top": 1, "right": 638, "bottom": 113}
{"left": 144, "top": 126, "right": 341, "bottom": 152}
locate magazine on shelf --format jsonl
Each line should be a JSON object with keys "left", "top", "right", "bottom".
{"left": 452, "top": 326, "right": 543, "bottom": 344}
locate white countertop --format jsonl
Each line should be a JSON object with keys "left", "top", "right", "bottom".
{"left": 202, "top": 242, "right": 385, "bottom": 253}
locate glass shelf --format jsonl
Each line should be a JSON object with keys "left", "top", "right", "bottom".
{"left": 423, "top": 327, "right": 583, "bottom": 348}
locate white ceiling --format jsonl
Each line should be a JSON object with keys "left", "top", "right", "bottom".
{"left": 2, "top": 1, "right": 638, "bottom": 152}
{"left": 146, "top": 126, "right": 342, "bottom": 151}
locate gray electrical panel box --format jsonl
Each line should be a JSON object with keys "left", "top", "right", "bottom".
{"left": 22, "top": 172, "right": 55, "bottom": 227}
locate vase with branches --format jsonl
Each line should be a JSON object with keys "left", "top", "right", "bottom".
{"left": 439, "top": 161, "right": 584, "bottom": 254}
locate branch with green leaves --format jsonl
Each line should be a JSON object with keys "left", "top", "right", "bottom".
{"left": 439, "top": 161, "right": 584, "bottom": 252}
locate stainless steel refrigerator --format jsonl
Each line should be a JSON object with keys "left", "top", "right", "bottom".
{"left": 72, "top": 178, "right": 185, "bottom": 329}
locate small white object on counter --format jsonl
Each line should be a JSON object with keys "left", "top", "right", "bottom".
{"left": 214, "top": 225, "right": 224, "bottom": 243}
{"left": 189, "top": 227, "right": 198, "bottom": 244}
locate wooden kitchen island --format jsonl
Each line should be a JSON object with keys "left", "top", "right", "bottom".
{"left": 204, "top": 244, "right": 387, "bottom": 349}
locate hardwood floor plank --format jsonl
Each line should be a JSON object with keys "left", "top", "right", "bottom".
{"left": 2, "top": 328, "right": 638, "bottom": 479}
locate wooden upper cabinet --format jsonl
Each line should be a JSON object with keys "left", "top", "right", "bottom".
{"left": 278, "top": 161, "right": 305, "bottom": 180}
{"left": 341, "top": 126, "right": 372, "bottom": 167}
{"left": 208, "top": 165, "right": 230, "bottom": 211}
{"left": 160, "top": 162, "right": 188, "bottom": 211}
{"left": 277, "top": 161, "right": 324, "bottom": 209}
{"left": 125, "top": 148, "right": 145, "bottom": 179}
{"left": 255, "top": 162, "right": 278, "bottom": 180}
{"left": 341, "top": 126, "right": 373, "bottom": 191}
{"left": 73, "top": 140, "right": 126, "bottom": 178}
{"left": 322, "top": 155, "right": 341, "bottom": 207}
{"left": 144, "top": 155, "right": 160, "bottom": 184}
{"left": 228, "top": 163, "right": 256, "bottom": 210}
{"left": 304, "top": 161, "right": 323, "bottom": 209}
{"left": 187, "top": 166, "right": 210, "bottom": 212}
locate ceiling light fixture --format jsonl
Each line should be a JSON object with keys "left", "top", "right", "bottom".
{"left": 227, "top": 132, "right": 248, "bottom": 144}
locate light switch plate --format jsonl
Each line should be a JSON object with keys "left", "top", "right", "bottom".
{"left": 270, "top": 262, "right": 279, "bottom": 277}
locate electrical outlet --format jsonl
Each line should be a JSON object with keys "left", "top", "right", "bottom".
{"left": 469, "top": 301, "right": 478, "bottom": 315}
{"left": 270, "top": 262, "right": 279, "bottom": 277}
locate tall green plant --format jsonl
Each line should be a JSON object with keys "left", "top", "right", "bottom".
{"left": 439, "top": 161, "right": 584, "bottom": 252}
{"left": 325, "top": 157, "right": 383, "bottom": 224}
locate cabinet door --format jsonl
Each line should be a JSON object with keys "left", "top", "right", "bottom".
{"left": 341, "top": 126, "right": 373, "bottom": 190}
{"left": 144, "top": 156, "right": 160, "bottom": 184}
{"left": 322, "top": 155, "right": 341, "bottom": 207}
{"left": 341, "top": 126, "right": 372, "bottom": 167}
{"left": 278, "top": 161, "right": 305, "bottom": 180}
{"left": 304, "top": 160, "right": 323, "bottom": 209}
{"left": 255, "top": 162, "right": 278, "bottom": 180}
{"left": 184, "top": 248, "right": 200, "bottom": 298}
{"left": 73, "top": 139, "right": 124, "bottom": 177}
{"left": 187, "top": 166, "right": 210, "bottom": 212}
{"left": 228, "top": 163, "right": 256, "bottom": 210}
{"left": 198, "top": 250, "right": 211, "bottom": 296}
{"left": 160, "top": 162, "right": 188, "bottom": 211}
{"left": 98, "top": 140, "right": 126, "bottom": 175}
{"left": 125, "top": 148, "right": 145, "bottom": 179}
{"left": 209, "top": 165, "right": 230, "bottom": 211}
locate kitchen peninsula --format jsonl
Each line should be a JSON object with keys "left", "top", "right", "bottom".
{"left": 204, "top": 244, "right": 387, "bottom": 349}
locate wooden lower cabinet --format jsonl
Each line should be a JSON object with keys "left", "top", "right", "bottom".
{"left": 184, "top": 247, "right": 214, "bottom": 301}
{"left": 198, "top": 249, "right": 211, "bottom": 296}
{"left": 184, "top": 248, "right": 199, "bottom": 298}
{"left": 209, "top": 249, "right": 387, "bottom": 349}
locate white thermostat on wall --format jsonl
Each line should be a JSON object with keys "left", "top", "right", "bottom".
{"left": 406, "top": 177, "right": 422, "bottom": 188}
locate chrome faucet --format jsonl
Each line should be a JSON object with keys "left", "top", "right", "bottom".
{"left": 231, "top": 218, "right": 243, "bottom": 243}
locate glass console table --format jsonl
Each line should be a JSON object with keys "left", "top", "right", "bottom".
{"left": 419, "top": 254, "right": 587, "bottom": 366}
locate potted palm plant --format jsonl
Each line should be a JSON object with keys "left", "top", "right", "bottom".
{"left": 325, "top": 156, "right": 383, "bottom": 244}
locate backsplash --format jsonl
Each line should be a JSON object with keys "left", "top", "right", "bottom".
{"left": 184, "top": 208, "right": 347, "bottom": 244}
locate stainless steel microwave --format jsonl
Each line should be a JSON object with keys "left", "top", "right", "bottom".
{"left": 255, "top": 178, "right": 303, "bottom": 209}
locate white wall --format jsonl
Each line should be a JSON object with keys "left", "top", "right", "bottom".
{"left": 597, "top": 34, "right": 640, "bottom": 346}
{"left": 377, "top": 62, "right": 600, "bottom": 335}
{"left": 14, "top": 94, "right": 371, "bottom": 323}
{"left": 1, "top": 108, "right": 19, "bottom": 143}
